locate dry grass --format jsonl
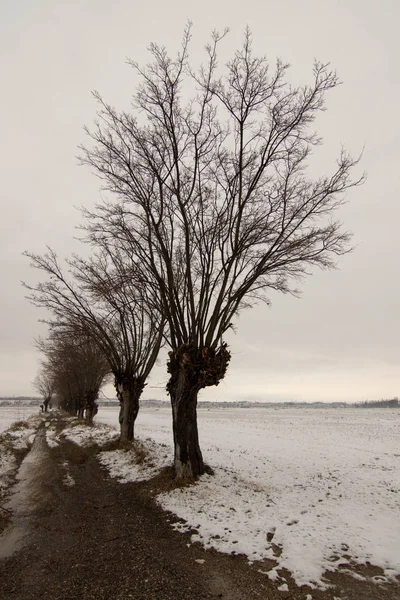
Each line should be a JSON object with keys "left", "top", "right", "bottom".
{"left": 0, "top": 434, "right": 12, "bottom": 453}
{"left": 100, "top": 437, "right": 150, "bottom": 464}
{"left": 67, "top": 418, "right": 85, "bottom": 428}
{"left": 7, "top": 419, "right": 30, "bottom": 432}
{"left": 100, "top": 437, "right": 126, "bottom": 452}
{"left": 132, "top": 440, "right": 149, "bottom": 465}
{"left": 0, "top": 432, "right": 29, "bottom": 456}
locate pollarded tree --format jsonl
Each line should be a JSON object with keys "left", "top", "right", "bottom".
{"left": 24, "top": 248, "right": 164, "bottom": 440}
{"left": 81, "top": 26, "right": 364, "bottom": 479}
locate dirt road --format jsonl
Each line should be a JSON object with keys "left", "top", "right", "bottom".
{"left": 0, "top": 416, "right": 398, "bottom": 600}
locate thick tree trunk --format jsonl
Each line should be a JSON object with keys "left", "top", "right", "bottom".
{"left": 169, "top": 371, "right": 204, "bottom": 481}
{"left": 84, "top": 388, "right": 99, "bottom": 426}
{"left": 167, "top": 343, "right": 231, "bottom": 481}
{"left": 116, "top": 376, "right": 144, "bottom": 442}
{"left": 85, "top": 403, "right": 98, "bottom": 426}
{"left": 70, "top": 395, "right": 82, "bottom": 417}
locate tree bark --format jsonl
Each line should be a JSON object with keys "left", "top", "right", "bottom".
{"left": 169, "top": 370, "right": 204, "bottom": 480}
{"left": 167, "top": 343, "right": 230, "bottom": 481}
{"left": 85, "top": 403, "right": 98, "bottom": 426}
{"left": 116, "top": 376, "right": 144, "bottom": 442}
{"left": 43, "top": 396, "right": 51, "bottom": 412}
{"left": 83, "top": 388, "right": 99, "bottom": 426}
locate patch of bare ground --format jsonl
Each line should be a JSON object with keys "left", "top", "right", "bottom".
{"left": 0, "top": 414, "right": 399, "bottom": 600}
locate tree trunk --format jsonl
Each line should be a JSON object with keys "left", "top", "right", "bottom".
{"left": 85, "top": 403, "right": 98, "bottom": 426}
{"left": 167, "top": 343, "right": 231, "bottom": 481}
{"left": 169, "top": 364, "right": 204, "bottom": 480}
{"left": 84, "top": 388, "right": 99, "bottom": 426}
{"left": 116, "top": 376, "right": 144, "bottom": 442}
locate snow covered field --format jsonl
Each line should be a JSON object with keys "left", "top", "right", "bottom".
{"left": 0, "top": 406, "right": 39, "bottom": 434}
{"left": 98, "top": 405, "right": 400, "bottom": 589}
{"left": 1, "top": 404, "right": 398, "bottom": 589}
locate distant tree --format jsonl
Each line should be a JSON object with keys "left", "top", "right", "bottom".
{"left": 80, "top": 26, "right": 363, "bottom": 479}
{"left": 357, "top": 397, "right": 399, "bottom": 409}
{"left": 24, "top": 248, "right": 164, "bottom": 440}
{"left": 36, "top": 327, "right": 111, "bottom": 423}
{"left": 33, "top": 366, "right": 55, "bottom": 412}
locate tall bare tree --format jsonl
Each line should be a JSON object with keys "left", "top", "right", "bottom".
{"left": 81, "top": 26, "right": 364, "bottom": 479}
{"left": 24, "top": 248, "right": 164, "bottom": 440}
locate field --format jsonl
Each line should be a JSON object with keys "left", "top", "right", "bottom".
{"left": 98, "top": 405, "right": 400, "bottom": 589}
{"left": 0, "top": 405, "right": 39, "bottom": 434}
{"left": 1, "top": 403, "right": 399, "bottom": 591}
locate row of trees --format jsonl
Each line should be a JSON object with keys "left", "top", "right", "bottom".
{"left": 27, "top": 249, "right": 163, "bottom": 436}
{"left": 356, "top": 398, "right": 399, "bottom": 408}
{"left": 33, "top": 330, "right": 110, "bottom": 424}
{"left": 25, "top": 26, "right": 362, "bottom": 480}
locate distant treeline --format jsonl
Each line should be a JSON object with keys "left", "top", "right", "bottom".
{"left": 353, "top": 398, "right": 399, "bottom": 408}
{"left": 0, "top": 397, "right": 399, "bottom": 409}
{"left": 0, "top": 397, "right": 40, "bottom": 406}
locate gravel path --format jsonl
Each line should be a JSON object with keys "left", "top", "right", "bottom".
{"left": 0, "top": 416, "right": 399, "bottom": 600}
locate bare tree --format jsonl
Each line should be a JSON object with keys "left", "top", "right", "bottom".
{"left": 80, "top": 26, "right": 364, "bottom": 479}
{"left": 36, "top": 326, "right": 111, "bottom": 424}
{"left": 33, "top": 366, "right": 55, "bottom": 412}
{"left": 24, "top": 248, "right": 164, "bottom": 440}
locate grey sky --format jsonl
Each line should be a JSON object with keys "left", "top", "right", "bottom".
{"left": 1, "top": 0, "right": 399, "bottom": 402}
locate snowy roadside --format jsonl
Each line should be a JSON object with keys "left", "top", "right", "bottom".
{"left": 0, "top": 414, "right": 43, "bottom": 494}
{"left": 44, "top": 415, "right": 171, "bottom": 484}
{"left": 44, "top": 416, "right": 119, "bottom": 450}
{"left": 94, "top": 406, "right": 400, "bottom": 591}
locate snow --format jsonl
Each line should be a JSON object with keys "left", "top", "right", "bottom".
{"left": 0, "top": 452, "right": 17, "bottom": 491}
{"left": 98, "top": 437, "right": 170, "bottom": 483}
{"left": 48, "top": 418, "right": 119, "bottom": 448}
{"left": 0, "top": 411, "right": 42, "bottom": 491}
{"left": 3, "top": 406, "right": 396, "bottom": 589}
{"left": 0, "top": 406, "right": 40, "bottom": 434}
{"left": 97, "top": 405, "right": 400, "bottom": 589}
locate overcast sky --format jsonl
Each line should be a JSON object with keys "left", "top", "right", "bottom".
{"left": 1, "top": 0, "right": 399, "bottom": 402}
